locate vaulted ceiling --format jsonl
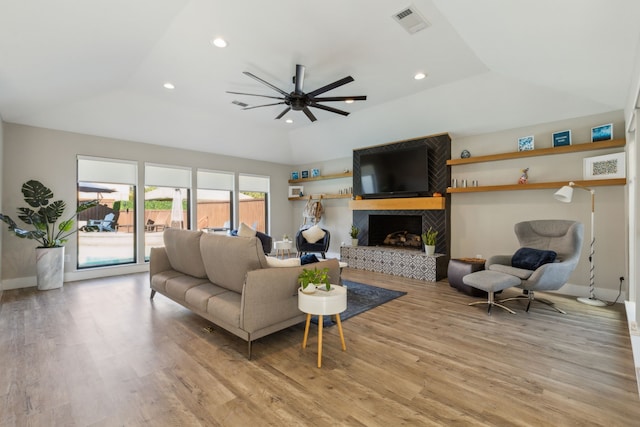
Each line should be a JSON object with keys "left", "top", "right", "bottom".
{"left": 1, "top": 0, "right": 639, "bottom": 164}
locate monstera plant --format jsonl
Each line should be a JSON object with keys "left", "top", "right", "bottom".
{"left": 0, "top": 180, "right": 97, "bottom": 247}
{"left": 0, "top": 180, "right": 97, "bottom": 290}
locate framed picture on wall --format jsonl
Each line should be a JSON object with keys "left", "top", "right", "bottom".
{"left": 552, "top": 130, "right": 572, "bottom": 147}
{"left": 517, "top": 135, "right": 534, "bottom": 151}
{"left": 311, "top": 168, "right": 321, "bottom": 178}
{"left": 288, "top": 186, "right": 304, "bottom": 197}
{"left": 301, "top": 170, "right": 309, "bottom": 179}
{"left": 291, "top": 171, "right": 299, "bottom": 180}
{"left": 583, "top": 152, "right": 625, "bottom": 180}
{"left": 591, "top": 123, "right": 613, "bottom": 142}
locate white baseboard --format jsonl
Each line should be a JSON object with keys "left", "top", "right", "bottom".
{"left": 624, "top": 301, "right": 640, "bottom": 397}
{"left": 556, "top": 282, "right": 626, "bottom": 304}
{"left": 1, "top": 264, "right": 150, "bottom": 290}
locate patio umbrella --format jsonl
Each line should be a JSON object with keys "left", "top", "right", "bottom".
{"left": 170, "top": 188, "right": 184, "bottom": 229}
{"left": 78, "top": 181, "right": 117, "bottom": 201}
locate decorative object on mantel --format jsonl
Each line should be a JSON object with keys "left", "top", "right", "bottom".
{"left": 591, "top": 123, "right": 613, "bottom": 142}
{"left": 0, "top": 180, "right": 98, "bottom": 290}
{"left": 311, "top": 168, "right": 321, "bottom": 178}
{"left": 461, "top": 149, "right": 471, "bottom": 159}
{"left": 554, "top": 182, "right": 606, "bottom": 307}
{"left": 291, "top": 171, "right": 299, "bottom": 180}
{"left": 432, "top": 192, "right": 443, "bottom": 197}
{"left": 421, "top": 227, "right": 438, "bottom": 255}
{"left": 518, "top": 168, "right": 529, "bottom": 184}
{"left": 518, "top": 135, "right": 534, "bottom": 151}
{"left": 583, "top": 152, "right": 625, "bottom": 180}
{"left": 301, "top": 170, "right": 309, "bottom": 179}
{"left": 350, "top": 224, "right": 360, "bottom": 247}
{"left": 552, "top": 130, "right": 572, "bottom": 147}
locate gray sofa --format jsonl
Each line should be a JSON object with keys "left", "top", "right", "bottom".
{"left": 149, "top": 228, "right": 340, "bottom": 357}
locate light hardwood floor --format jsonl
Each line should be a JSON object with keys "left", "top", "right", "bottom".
{"left": 1, "top": 268, "right": 639, "bottom": 426}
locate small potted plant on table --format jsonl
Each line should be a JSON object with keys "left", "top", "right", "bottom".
{"left": 350, "top": 225, "right": 360, "bottom": 247}
{"left": 421, "top": 227, "right": 438, "bottom": 256}
{"left": 298, "top": 267, "right": 331, "bottom": 294}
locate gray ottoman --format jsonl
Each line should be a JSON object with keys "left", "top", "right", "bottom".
{"left": 462, "top": 270, "right": 521, "bottom": 314}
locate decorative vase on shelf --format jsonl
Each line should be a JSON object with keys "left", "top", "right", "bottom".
{"left": 424, "top": 244, "right": 435, "bottom": 256}
{"left": 351, "top": 238, "right": 358, "bottom": 247}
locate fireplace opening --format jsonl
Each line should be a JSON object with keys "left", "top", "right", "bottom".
{"left": 368, "top": 215, "right": 423, "bottom": 249}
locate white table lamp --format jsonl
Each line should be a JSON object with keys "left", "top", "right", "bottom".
{"left": 553, "top": 182, "right": 606, "bottom": 306}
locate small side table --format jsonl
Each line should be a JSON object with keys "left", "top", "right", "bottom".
{"left": 274, "top": 240, "right": 294, "bottom": 258}
{"left": 298, "top": 285, "right": 347, "bottom": 368}
{"left": 448, "top": 258, "right": 487, "bottom": 297}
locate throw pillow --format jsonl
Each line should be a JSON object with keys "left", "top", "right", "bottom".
{"left": 300, "top": 254, "right": 319, "bottom": 265}
{"left": 238, "top": 222, "right": 256, "bottom": 238}
{"left": 511, "top": 247, "right": 557, "bottom": 270}
{"left": 265, "top": 256, "right": 301, "bottom": 267}
{"left": 301, "top": 225, "right": 326, "bottom": 244}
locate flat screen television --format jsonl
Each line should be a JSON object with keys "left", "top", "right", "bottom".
{"left": 353, "top": 141, "right": 429, "bottom": 198}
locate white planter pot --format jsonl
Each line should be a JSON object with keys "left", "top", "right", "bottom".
{"left": 300, "top": 285, "right": 317, "bottom": 294}
{"left": 424, "top": 244, "right": 436, "bottom": 256}
{"left": 36, "top": 247, "right": 65, "bottom": 290}
{"left": 351, "top": 238, "right": 359, "bottom": 247}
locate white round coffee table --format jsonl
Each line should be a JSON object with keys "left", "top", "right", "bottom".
{"left": 298, "top": 284, "right": 347, "bottom": 368}
{"left": 274, "top": 240, "right": 293, "bottom": 258}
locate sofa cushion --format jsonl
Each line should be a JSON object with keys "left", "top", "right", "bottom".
{"left": 302, "top": 225, "right": 326, "bottom": 243}
{"left": 163, "top": 229, "right": 207, "bottom": 278}
{"left": 300, "top": 254, "right": 319, "bottom": 265}
{"left": 200, "top": 233, "right": 268, "bottom": 293}
{"left": 185, "top": 282, "right": 228, "bottom": 312}
{"left": 166, "top": 275, "right": 210, "bottom": 301}
{"left": 207, "top": 291, "right": 242, "bottom": 328}
{"left": 511, "top": 247, "right": 557, "bottom": 270}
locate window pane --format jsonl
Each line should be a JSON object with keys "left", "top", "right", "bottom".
{"left": 144, "top": 186, "right": 190, "bottom": 261}
{"left": 77, "top": 182, "right": 136, "bottom": 268}
{"left": 238, "top": 191, "right": 267, "bottom": 233}
{"left": 197, "top": 189, "right": 232, "bottom": 231}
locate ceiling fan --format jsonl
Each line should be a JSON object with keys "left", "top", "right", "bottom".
{"left": 227, "top": 64, "right": 367, "bottom": 122}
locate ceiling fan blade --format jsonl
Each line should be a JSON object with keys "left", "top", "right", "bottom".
{"left": 275, "top": 107, "right": 291, "bottom": 119}
{"left": 294, "top": 64, "right": 305, "bottom": 94}
{"left": 311, "top": 95, "right": 367, "bottom": 102}
{"left": 242, "top": 102, "right": 286, "bottom": 110}
{"left": 243, "top": 71, "right": 289, "bottom": 97}
{"left": 302, "top": 107, "right": 317, "bottom": 122}
{"left": 226, "top": 91, "right": 285, "bottom": 101}
{"left": 309, "top": 102, "right": 350, "bottom": 116}
{"left": 306, "top": 76, "right": 354, "bottom": 97}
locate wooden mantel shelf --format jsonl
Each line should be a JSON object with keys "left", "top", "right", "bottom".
{"left": 349, "top": 197, "right": 446, "bottom": 210}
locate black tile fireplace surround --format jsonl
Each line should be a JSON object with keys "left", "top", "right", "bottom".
{"left": 353, "top": 209, "right": 447, "bottom": 255}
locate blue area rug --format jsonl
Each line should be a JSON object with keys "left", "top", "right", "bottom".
{"left": 310, "top": 280, "right": 407, "bottom": 327}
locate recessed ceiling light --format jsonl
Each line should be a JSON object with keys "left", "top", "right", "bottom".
{"left": 163, "top": 82, "right": 175, "bottom": 90}
{"left": 285, "top": 119, "right": 294, "bottom": 124}
{"left": 414, "top": 72, "right": 426, "bottom": 80}
{"left": 211, "top": 37, "right": 227, "bottom": 48}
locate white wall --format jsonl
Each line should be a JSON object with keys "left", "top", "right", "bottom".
{"left": 0, "top": 118, "right": 4, "bottom": 294}
{"left": 451, "top": 110, "right": 626, "bottom": 300}
{"left": 295, "top": 111, "right": 627, "bottom": 300}
{"left": 2, "top": 123, "right": 294, "bottom": 288}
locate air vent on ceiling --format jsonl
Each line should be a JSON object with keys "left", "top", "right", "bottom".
{"left": 232, "top": 100, "right": 248, "bottom": 108}
{"left": 392, "top": 5, "right": 430, "bottom": 34}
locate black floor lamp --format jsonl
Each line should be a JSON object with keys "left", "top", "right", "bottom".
{"left": 553, "top": 181, "right": 606, "bottom": 306}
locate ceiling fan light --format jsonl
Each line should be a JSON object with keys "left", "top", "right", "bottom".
{"left": 285, "top": 119, "right": 294, "bottom": 124}
{"left": 345, "top": 99, "right": 354, "bottom": 104}
{"left": 414, "top": 72, "right": 426, "bottom": 80}
{"left": 211, "top": 37, "right": 227, "bottom": 48}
